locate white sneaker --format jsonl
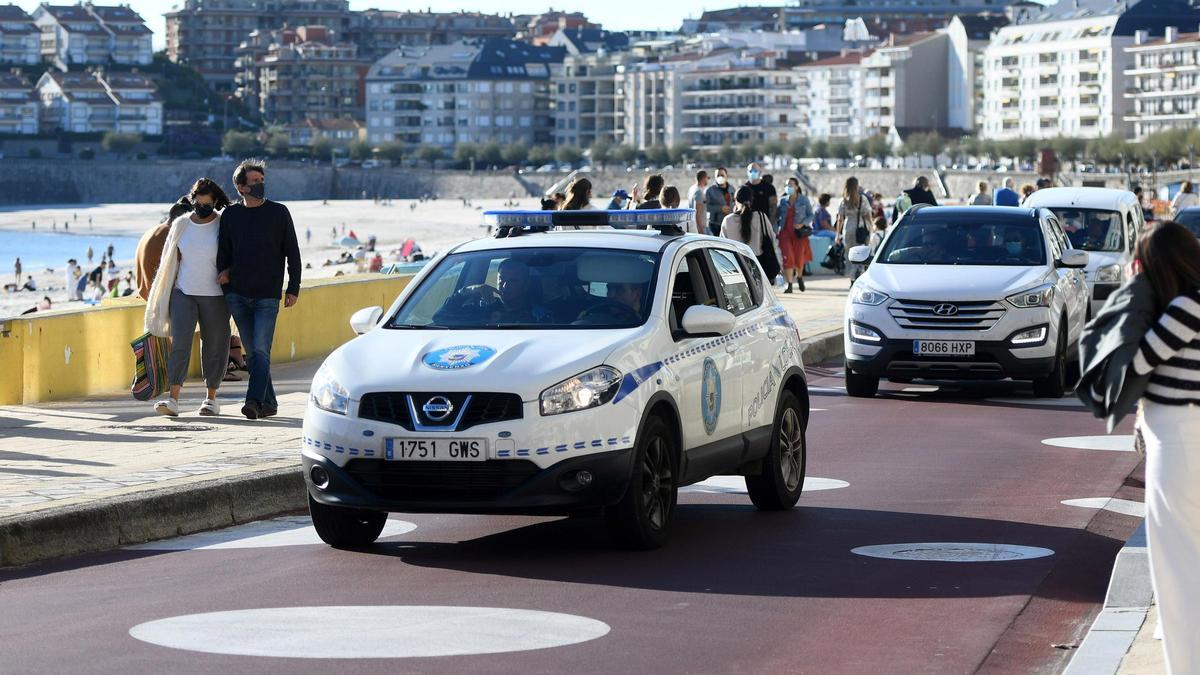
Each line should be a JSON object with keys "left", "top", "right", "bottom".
{"left": 154, "top": 398, "right": 179, "bottom": 417}
{"left": 198, "top": 398, "right": 220, "bottom": 416}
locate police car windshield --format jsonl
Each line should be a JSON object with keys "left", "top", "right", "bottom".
{"left": 1047, "top": 208, "right": 1122, "bottom": 252}
{"left": 388, "top": 247, "right": 660, "bottom": 330}
{"left": 878, "top": 216, "right": 1046, "bottom": 266}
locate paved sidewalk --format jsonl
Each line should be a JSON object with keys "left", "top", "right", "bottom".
{"left": 0, "top": 277, "right": 849, "bottom": 566}
{"left": 1119, "top": 602, "right": 1165, "bottom": 674}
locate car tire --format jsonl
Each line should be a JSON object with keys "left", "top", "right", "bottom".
{"left": 1033, "top": 326, "right": 1068, "bottom": 399}
{"left": 844, "top": 361, "right": 879, "bottom": 398}
{"left": 746, "top": 390, "right": 806, "bottom": 510}
{"left": 606, "top": 415, "right": 677, "bottom": 550}
{"left": 308, "top": 494, "right": 388, "bottom": 548}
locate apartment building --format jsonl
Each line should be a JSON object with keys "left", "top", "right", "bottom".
{"left": 35, "top": 69, "right": 162, "bottom": 134}
{"left": 32, "top": 3, "right": 152, "bottom": 69}
{"left": 237, "top": 25, "right": 368, "bottom": 125}
{"left": 164, "top": 0, "right": 260, "bottom": 93}
{"left": 982, "top": 0, "right": 1200, "bottom": 140}
{"left": 552, "top": 48, "right": 636, "bottom": 148}
{"left": 365, "top": 39, "right": 564, "bottom": 149}
{"left": 0, "top": 71, "right": 37, "bottom": 134}
{"left": 861, "top": 32, "right": 950, "bottom": 138}
{"left": 349, "top": 11, "right": 515, "bottom": 62}
{"left": 794, "top": 52, "right": 866, "bottom": 140}
{"left": 946, "top": 15, "right": 1008, "bottom": 132}
{"left": 285, "top": 117, "right": 365, "bottom": 148}
{"left": 1124, "top": 27, "right": 1200, "bottom": 138}
{"left": 0, "top": 5, "right": 39, "bottom": 65}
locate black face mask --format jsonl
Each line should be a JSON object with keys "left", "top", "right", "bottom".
{"left": 245, "top": 183, "right": 265, "bottom": 200}
{"left": 193, "top": 203, "right": 215, "bottom": 219}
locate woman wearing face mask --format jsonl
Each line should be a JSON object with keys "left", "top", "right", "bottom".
{"left": 144, "top": 178, "right": 234, "bottom": 417}
{"left": 776, "top": 177, "right": 812, "bottom": 293}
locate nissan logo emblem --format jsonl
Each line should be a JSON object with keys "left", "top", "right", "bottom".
{"left": 933, "top": 303, "right": 959, "bottom": 316}
{"left": 422, "top": 396, "right": 454, "bottom": 421}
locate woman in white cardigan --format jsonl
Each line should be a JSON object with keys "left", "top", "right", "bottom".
{"left": 144, "top": 178, "right": 233, "bottom": 416}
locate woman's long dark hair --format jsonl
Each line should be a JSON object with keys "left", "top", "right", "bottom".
{"left": 164, "top": 197, "right": 192, "bottom": 224}
{"left": 735, "top": 185, "right": 755, "bottom": 242}
{"left": 561, "top": 177, "right": 592, "bottom": 211}
{"left": 643, "top": 174, "right": 664, "bottom": 202}
{"left": 843, "top": 176, "right": 860, "bottom": 208}
{"left": 188, "top": 177, "right": 233, "bottom": 211}
{"left": 1136, "top": 221, "right": 1200, "bottom": 312}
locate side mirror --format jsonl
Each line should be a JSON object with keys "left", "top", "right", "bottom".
{"left": 680, "top": 305, "right": 736, "bottom": 338}
{"left": 349, "top": 306, "right": 383, "bottom": 335}
{"left": 847, "top": 245, "right": 873, "bottom": 264}
{"left": 1057, "top": 249, "right": 1089, "bottom": 269}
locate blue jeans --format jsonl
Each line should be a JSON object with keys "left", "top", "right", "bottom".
{"left": 226, "top": 292, "right": 279, "bottom": 408}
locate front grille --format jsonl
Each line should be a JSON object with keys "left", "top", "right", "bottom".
{"left": 358, "top": 392, "right": 523, "bottom": 431}
{"left": 889, "top": 299, "right": 1006, "bottom": 331}
{"left": 343, "top": 459, "right": 541, "bottom": 501}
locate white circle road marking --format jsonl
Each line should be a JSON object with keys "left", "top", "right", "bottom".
{"left": 129, "top": 606, "right": 611, "bottom": 658}
{"left": 684, "top": 475, "right": 849, "bottom": 494}
{"left": 1062, "top": 498, "right": 1146, "bottom": 518}
{"left": 851, "top": 542, "right": 1054, "bottom": 562}
{"left": 128, "top": 516, "right": 417, "bottom": 551}
{"left": 987, "top": 397, "right": 1086, "bottom": 408}
{"left": 1042, "top": 435, "right": 1135, "bottom": 452}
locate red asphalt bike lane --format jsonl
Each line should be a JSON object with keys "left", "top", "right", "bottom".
{"left": 0, "top": 365, "right": 1142, "bottom": 674}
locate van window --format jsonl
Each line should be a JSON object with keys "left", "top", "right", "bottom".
{"left": 1046, "top": 208, "right": 1123, "bottom": 252}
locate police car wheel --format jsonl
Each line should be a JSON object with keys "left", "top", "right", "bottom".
{"left": 607, "top": 415, "right": 677, "bottom": 550}
{"left": 747, "top": 390, "right": 806, "bottom": 510}
{"left": 308, "top": 494, "right": 388, "bottom": 548}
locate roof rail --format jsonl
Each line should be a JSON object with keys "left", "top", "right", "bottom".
{"left": 483, "top": 209, "right": 695, "bottom": 238}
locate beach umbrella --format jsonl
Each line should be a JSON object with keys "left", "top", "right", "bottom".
{"left": 337, "top": 236, "right": 360, "bottom": 247}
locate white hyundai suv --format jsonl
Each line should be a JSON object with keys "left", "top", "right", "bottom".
{"left": 843, "top": 205, "right": 1089, "bottom": 398}
{"left": 302, "top": 209, "right": 811, "bottom": 549}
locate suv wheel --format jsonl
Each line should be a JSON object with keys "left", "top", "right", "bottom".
{"left": 309, "top": 494, "right": 388, "bottom": 548}
{"left": 607, "top": 415, "right": 677, "bottom": 549}
{"left": 844, "top": 361, "right": 879, "bottom": 398}
{"left": 747, "top": 390, "right": 806, "bottom": 510}
{"left": 1033, "top": 326, "right": 1068, "bottom": 399}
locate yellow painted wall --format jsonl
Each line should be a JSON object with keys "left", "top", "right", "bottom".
{"left": 0, "top": 274, "right": 411, "bottom": 405}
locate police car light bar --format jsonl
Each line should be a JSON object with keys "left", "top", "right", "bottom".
{"left": 484, "top": 209, "right": 694, "bottom": 238}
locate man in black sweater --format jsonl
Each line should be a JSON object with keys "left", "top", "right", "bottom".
{"left": 217, "top": 160, "right": 302, "bottom": 420}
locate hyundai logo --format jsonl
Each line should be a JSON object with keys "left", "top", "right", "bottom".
{"left": 933, "top": 303, "right": 959, "bottom": 316}
{"left": 422, "top": 396, "right": 454, "bottom": 421}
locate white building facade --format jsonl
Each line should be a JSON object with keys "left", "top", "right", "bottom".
{"left": 1124, "top": 28, "right": 1200, "bottom": 139}
{"left": 0, "top": 72, "right": 37, "bottom": 134}
{"left": 794, "top": 52, "right": 866, "bottom": 141}
{"left": 35, "top": 70, "right": 161, "bottom": 135}
{"left": 0, "top": 4, "right": 39, "bottom": 65}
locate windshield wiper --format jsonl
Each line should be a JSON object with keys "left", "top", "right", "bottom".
{"left": 388, "top": 324, "right": 451, "bottom": 330}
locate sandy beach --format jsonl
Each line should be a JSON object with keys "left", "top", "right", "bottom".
{"left": 0, "top": 197, "right": 538, "bottom": 319}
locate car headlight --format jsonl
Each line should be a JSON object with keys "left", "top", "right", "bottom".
{"left": 1006, "top": 283, "right": 1055, "bottom": 308}
{"left": 850, "top": 284, "right": 890, "bottom": 306}
{"left": 849, "top": 321, "right": 883, "bottom": 344}
{"left": 540, "top": 366, "right": 622, "bottom": 416}
{"left": 1010, "top": 325, "right": 1048, "bottom": 346}
{"left": 311, "top": 363, "right": 349, "bottom": 415}
{"left": 1094, "top": 264, "right": 1122, "bottom": 283}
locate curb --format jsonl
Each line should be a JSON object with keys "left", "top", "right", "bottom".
{"left": 800, "top": 328, "right": 845, "bottom": 366}
{"left": 0, "top": 466, "right": 305, "bottom": 568}
{"left": 1064, "top": 522, "right": 1152, "bottom": 675}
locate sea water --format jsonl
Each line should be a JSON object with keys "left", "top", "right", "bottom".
{"left": 0, "top": 230, "right": 139, "bottom": 271}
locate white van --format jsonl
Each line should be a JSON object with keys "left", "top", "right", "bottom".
{"left": 1021, "top": 187, "right": 1144, "bottom": 315}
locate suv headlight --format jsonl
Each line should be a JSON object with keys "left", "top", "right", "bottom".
{"left": 1094, "top": 263, "right": 1122, "bottom": 283}
{"left": 1006, "top": 283, "right": 1055, "bottom": 308}
{"left": 850, "top": 284, "right": 890, "bottom": 306}
{"left": 540, "top": 366, "right": 622, "bottom": 416}
{"left": 311, "top": 363, "right": 349, "bottom": 415}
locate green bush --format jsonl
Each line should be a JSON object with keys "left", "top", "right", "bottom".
{"left": 27, "top": 148, "right": 42, "bottom": 159}
{"left": 79, "top": 148, "right": 95, "bottom": 160}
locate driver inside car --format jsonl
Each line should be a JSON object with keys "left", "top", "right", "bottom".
{"left": 607, "top": 282, "right": 645, "bottom": 314}
{"left": 496, "top": 258, "right": 550, "bottom": 323}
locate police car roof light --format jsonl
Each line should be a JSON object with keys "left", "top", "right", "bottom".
{"left": 484, "top": 209, "right": 693, "bottom": 238}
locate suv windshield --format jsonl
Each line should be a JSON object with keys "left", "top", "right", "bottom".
{"left": 388, "top": 247, "right": 660, "bottom": 329}
{"left": 1175, "top": 209, "right": 1200, "bottom": 238}
{"left": 878, "top": 215, "right": 1047, "bottom": 266}
{"left": 1047, "top": 208, "right": 1123, "bottom": 252}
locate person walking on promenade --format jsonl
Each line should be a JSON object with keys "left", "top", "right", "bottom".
{"left": 1125, "top": 222, "right": 1200, "bottom": 674}
{"left": 835, "top": 176, "right": 874, "bottom": 280}
{"left": 145, "top": 179, "right": 234, "bottom": 417}
{"left": 217, "top": 160, "right": 302, "bottom": 420}
{"left": 636, "top": 174, "right": 665, "bottom": 209}
{"left": 906, "top": 176, "right": 938, "bottom": 207}
{"left": 136, "top": 198, "right": 193, "bottom": 301}
{"left": 13, "top": 257, "right": 21, "bottom": 286}
{"left": 721, "top": 185, "right": 781, "bottom": 286}
{"left": 1170, "top": 180, "right": 1198, "bottom": 218}
{"left": 559, "top": 177, "right": 595, "bottom": 211}
{"left": 743, "top": 162, "right": 776, "bottom": 220}
{"left": 970, "top": 181, "right": 991, "bottom": 205}
{"left": 687, "top": 170, "right": 709, "bottom": 234}
{"left": 661, "top": 185, "right": 681, "bottom": 209}
{"left": 993, "top": 177, "right": 1020, "bottom": 206}
{"left": 705, "top": 166, "right": 733, "bottom": 235}
{"left": 777, "top": 177, "right": 812, "bottom": 293}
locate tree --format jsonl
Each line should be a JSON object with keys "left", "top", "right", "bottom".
{"left": 612, "top": 144, "right": 639, "bottom": 165}
{"left": 787, "top": 138, "right": 808, "bottom": 160}
{"left": 502, "top": 141, "right": 529, "bottom": 166}
{"left": 311, "top": 136, "right": 335, "bottom": 161}
{"left": 453, "top": 142, "right": 479, "bottom": 167}
{"left": 588, "top": 140, "right": 612, "bottom": 169}
{"left": 101, "top": 132, "right": 141, "bottom": 156}
{"left": 376, "top": 142, "right": 405, "bottom": 165}
{"left": 717, "top": 140, "right": 738, "bottom": 166}
{"left": 222, "top": 130, "right": 258, "bottom": 157}
{"left": 529, "top": 144, "right": 555, "bottom": 165}
{"left": 555, "top": 144, "right": 584, "bottom": 166}
{"left": 478, "top": 141, "right": 504, "bottom": 167}
{"left": 265, "top": 132, "right": 290, "bottom": 158}
{"left": 668, "top": 140, "right": 692, "bottom": 165}
{"left": 738, "top": 139, "right": 760, "bottom": 164}
{"left": 348, "top": 139, "right": 371, "bottom": 161}
{"left": 645, "top": 143, "right": 670, "bottom": 166}
{"left": 415, "top": 144, "right": 443, "bottom": 168}
{"left": 865, "top": 135, "right": 890, "bottom": 163}
{"left": 809, "top": 139, "right": 828, "bottom": 160}
{"left": 828, "top": 139, "right": 850, "bottom": 162}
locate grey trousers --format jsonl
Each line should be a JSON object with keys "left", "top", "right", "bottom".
{"left": 167, "top": 288, "right": 231, "bottom": 390}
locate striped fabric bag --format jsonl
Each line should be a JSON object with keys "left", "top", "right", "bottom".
{"left": 130, "top": 332, "right": 170, "bottom": 401}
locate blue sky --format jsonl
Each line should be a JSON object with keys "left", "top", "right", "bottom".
{"left": 23, "top": 1, "right": 717, "bottom": 49}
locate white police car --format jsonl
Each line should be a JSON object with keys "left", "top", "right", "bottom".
{"left": 302, "top": 209, "right": 811, "bottom": 549}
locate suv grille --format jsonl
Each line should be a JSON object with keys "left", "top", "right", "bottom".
{"left": 358, "top": 392, "right": 523, "bottom": 431}
{"left": 889, "top": 299, "right": 1006, "bottom": 331}
{"left": 343, "top": 459, "right": 540, "bottom": 501}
